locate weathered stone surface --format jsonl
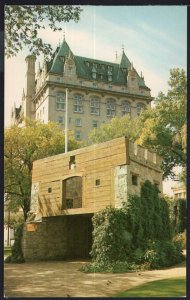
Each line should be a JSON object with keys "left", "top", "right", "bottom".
{"left": 22, "top": 214, "right": 93, "bottom": 261}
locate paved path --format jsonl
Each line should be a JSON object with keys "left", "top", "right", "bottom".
{"left": 4, "top": 260, "right": 186, "bottom": 297}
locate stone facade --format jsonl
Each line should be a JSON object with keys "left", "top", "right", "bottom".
{"left": 22, "top": 215, "right": 93, "bottom": 261}
{"left": 23, "top": 137, "right": 163, "bottom": 261}
{"left": 12, "top": 39, "right": 152, "bottom": 141}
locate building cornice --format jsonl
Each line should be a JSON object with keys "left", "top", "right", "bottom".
{"left": 33, "top": 79, "right": 153, "bottom": 104}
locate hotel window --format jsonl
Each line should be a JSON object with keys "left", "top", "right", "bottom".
{"left": 108, "top": 75, "right": 112, "bottom": 82}
{"left": 75, "top": 118, "right": 82, "bottom": 127}
{"left": 56, "top": 92, "right": 65, "bottom": 111}
{"left": 73, "top": 94, "right": 83, "bottom": 113}
{"left": 90, "top": 97, "right": 100, "bottom": 115}
{"left": 92, "top": 120, "right": 98, "bottom": 128}
{"left": 58, "top": 116, "right": 64, "bottom": 124}
{"left": 75, "top": 131, "right": 82, "bottom": 140}
{"left": 137, "top": 103, "right": 145, "bottom": 115}
{"left": 109, "top": 85, "right": 112, "bottom": 90}
{"left": 106, "top": 99, "right": 116, "bottom": 117}
{"left": 121, "top": 101, "right": 131, "bottom": 116}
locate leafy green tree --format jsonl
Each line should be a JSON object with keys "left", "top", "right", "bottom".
{"left": 137, "top": 68, "right": 187, "bottom": 178}
{"left": 5, "top": 5, "right": 82, "bottom": 58}
{"left": 88, "top": 115, "right": 143, "bottom": 144}
{"left": 4, "top": 119, "right": 79, "bottom": 220}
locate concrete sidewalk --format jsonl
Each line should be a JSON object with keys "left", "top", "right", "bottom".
{"left": 4, "top": 260, "right": 186, "bottom": 297}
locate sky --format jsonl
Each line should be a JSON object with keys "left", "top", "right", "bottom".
{"left": 5, "top": 5, "right": 187, "bottom": 195}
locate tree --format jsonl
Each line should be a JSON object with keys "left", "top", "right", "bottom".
{"left": 87, "top": 115, "right": 143, "bottom": 145}
{"left": 137, "top": 68, "right": 187, "bottom": 178}
{"left": 4, "top": 120, "right": 79, "bottom": 220}
{"left": 5, "top": 5, "right": 82, "bottom": 58}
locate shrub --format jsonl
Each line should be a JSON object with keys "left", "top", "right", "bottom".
{"left": 173, "top": 231, "right": 186, "bottom": 249}
{"left": 90, "top": 207, "right": 133, "bottom": 264}
{"left": 170, "top": 199, "right": 186, "bottom": 235}
{"left": 143, "top": 240, "right": 184, "bottom": 269}
{"left": 82, "top": 181, "right": 183, "bottom": 273}
{"left": 80, "top": 261, "right": 139, "bottom": 273}
{"left": 5, "top": 223, "right": 25, "bottom": 263}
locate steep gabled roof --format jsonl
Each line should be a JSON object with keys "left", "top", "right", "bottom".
{"left": 47, "top": 39, "right": 150, "bottom": 90}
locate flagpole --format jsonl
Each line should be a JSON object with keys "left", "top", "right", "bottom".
{"left": 65, "top": 88, "right": 68, "bottom": 153}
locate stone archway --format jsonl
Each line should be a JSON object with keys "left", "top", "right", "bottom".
{"left": 62, "top": 176, "right": 82, "bottom": 209}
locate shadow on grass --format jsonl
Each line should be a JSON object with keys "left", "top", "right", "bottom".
{"left": 114, "top": 277, "right": 186, "bottom": 297}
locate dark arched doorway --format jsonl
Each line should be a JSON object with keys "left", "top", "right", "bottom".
{"left": 62, "top": 176, "right": 82, "bottom": 209}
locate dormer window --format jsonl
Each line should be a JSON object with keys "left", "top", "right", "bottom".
{"left": 92, "top": 72, "right": 97, "bottom": 79}
{"left": 92, "top": 64, "right": 97, "bottom": 79}
{"left": 107, "top": 67, "right": 112, "bottom": 82}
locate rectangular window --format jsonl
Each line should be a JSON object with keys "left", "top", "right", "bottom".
{"left": 75, "top": 118, "right": 82, "bottom": 127}
{"left": 74, "top": 95, "right": 83, "bottom": 113}
{"left": 69, "top": 156, "right": 76, "bottom": 169}
{"left": 95, "top": 179, "right": 100, "bottom": 186}
{"left": 121, "top": 101, "right": 131, "bottom": 116}
{"left": 56, "top": 92, "right": 65, "bottom": 111}
{"left": 132, "top": 175, "right": 138, "bottom": 186}
{"left": 75, "top": 131, "right": 81, "bottom": 140}
{"left": 93, "top": 82, "right": 97, "bottom": 88}
{"left": 107, "top": 99, "right": 116, "bottom": 117}
{"left": 58, "top": 116, "right": 64, "bottom": 124}
{"left": 90, "top": 98, "right": 100, "bottom": 115}
{"left": 92, "top": 120, "right": 98, "bottom": 128}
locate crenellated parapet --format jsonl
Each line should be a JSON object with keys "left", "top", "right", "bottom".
{"left": 129, "top": 141, "right": 162, "bottom": 172}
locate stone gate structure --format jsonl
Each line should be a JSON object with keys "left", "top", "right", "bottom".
{"left": 22, "top": 137, "right": 163, "bottom": 261}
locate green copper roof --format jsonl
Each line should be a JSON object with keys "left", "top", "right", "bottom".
{"left": 47, "top": 40, "right": 150, "bottom": 90}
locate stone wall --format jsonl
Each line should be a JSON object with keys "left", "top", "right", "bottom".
{"left": 22, "top": 214, "right": 93, "bottom": 261}
{"left": 114, "top": 165, "right": 128, "bottom": 208}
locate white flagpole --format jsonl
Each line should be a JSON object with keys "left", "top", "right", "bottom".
{"left": 65, "top": 88, "right": 68, "bottom": 153}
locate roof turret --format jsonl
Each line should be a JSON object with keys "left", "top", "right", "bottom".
{"left": 49, "top": 39, "right": 73, "bottom": 73}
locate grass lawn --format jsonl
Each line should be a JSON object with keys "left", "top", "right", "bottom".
{"left": 114, "top": 277, "right": 186, "bottom": 297}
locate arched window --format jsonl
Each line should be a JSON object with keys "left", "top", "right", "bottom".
{"left": 137, "top": 103, "right": 145, "bottom": 115}
{"left": 106, "top": 99, "right": 116, "bottom": 117}
{"left": 56, "top": 92, "right": 65, "bottom": 111}
{"left": 90, "top": 96, "right": 100, "bottom": 115}
{"left": 121, "top": 100, "right": 131, "bottom": 116}
{"left": 62, "top": 176, "right": 82, "bottom": 209}
{"left": 73, "top": 94, "right": 83, "bottom": 113}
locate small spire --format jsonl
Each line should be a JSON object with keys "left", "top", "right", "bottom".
{"left": 122, "top": 44, "right": 124, "bottom": 52}
{"left": 141, "top": 71, "right": 143, "bottom": 78}
{"left": 115, "top": 50, "right": 118, "bottom": 59}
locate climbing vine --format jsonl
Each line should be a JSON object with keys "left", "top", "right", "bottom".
{"left": 82, "top": 180, "right": 184, "bottom": 273}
